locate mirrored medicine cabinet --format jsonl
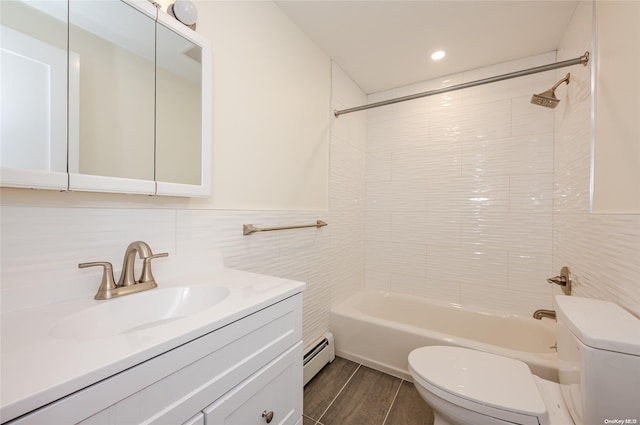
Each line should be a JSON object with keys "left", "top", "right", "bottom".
{"left": 0, "top": 0, "right": 211, "bottom": 197}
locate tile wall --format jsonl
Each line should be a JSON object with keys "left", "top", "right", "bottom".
{"left": 364, "top": 53, "right": 558, "bottom": 315}
{"left": 0, "top": 63, "right": 367, "bottom": 348}
{"left": 553, "top": 0, "right": 640, "bottom": 316}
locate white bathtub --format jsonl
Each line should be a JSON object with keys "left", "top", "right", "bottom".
{"left": 331, "top": 290, "right": 558, "bottom": 382}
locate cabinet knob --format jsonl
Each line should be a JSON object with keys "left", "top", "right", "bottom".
{"left": 262, "top": 410, "right": 274, "bottom": 423}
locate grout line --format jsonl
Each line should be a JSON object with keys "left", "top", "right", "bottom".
{"left": 303, "top": 414, "right": 321, "bottom": 425}
{"left": 316, "top": 364, "right": 362, "bottom": 424}
{"left": 381, "top": 379, "right": 403, "bottom": 425}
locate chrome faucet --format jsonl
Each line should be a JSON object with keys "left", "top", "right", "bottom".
{"left": 533, "top": 309, "right": 556, "bottom": 320}
{"left": 79, "top": 241, "right": 168, "bottom": 300}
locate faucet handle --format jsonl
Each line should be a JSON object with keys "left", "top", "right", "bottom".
{"left": 79, "top": 261, "right": 117, "bottom": 300}
{"left": 139, "top": 252, "right": 168, "bottom": 285}
{"left": 546, "top": 266, "right": 572, "bottom": 296}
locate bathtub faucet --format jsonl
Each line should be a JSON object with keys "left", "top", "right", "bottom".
{"left": 533, "top": 309, "right": 556, "bottom": 320}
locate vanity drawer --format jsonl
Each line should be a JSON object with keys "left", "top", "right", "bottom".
{"left": 203, "top": 341, "right": 303, "bottom": 425}
{"left": 10, "top": 294, "right": 302, "bottom": 425}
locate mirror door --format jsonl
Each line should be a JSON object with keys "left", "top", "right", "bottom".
{"left": 155, "top": 22, "right": 202, "bottom": 186}
{"left": 155, "top": 15, "right": 211, "bottom": 197}
{"left": 0, "top": 0, "right": 69, "bottom": 189}
{"left": 68, "top": 0, "right": 156, "bottom": 194}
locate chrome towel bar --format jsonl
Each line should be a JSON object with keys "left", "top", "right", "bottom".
{"left": 243, "top": 220, "right": 328, "bottom": 236}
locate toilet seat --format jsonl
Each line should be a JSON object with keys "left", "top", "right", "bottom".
{"left": 408, "top": 346, "right": 549, "bottom": 425}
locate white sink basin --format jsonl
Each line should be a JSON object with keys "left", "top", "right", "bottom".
{"left": 50, "top": 285, "right": 230, "bottom": 340}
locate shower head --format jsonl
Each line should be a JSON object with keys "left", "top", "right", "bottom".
{"left": 531, "top": 73, "right": 571, "bottom": 108}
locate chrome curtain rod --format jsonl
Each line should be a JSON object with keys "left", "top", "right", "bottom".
{"left": 243, "top": 220, "right": 328, "bottom": 235}
{"left": 334, "top": 51, "right": 590, "bottom": 117}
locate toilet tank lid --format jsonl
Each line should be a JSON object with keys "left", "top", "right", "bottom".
{"left": 555, "top": 295, "right": 640, "bottom": 355}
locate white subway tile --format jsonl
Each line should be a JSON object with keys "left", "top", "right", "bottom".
{"left": 509, "top": 174, "right": 553, "bottom": 213}
{"left": 365, "top": 210, "right": 392, "bottom": 242}
{"left": 424, "top": 210, "right": 462, "bottom": 248}
{"left": 430, "top": 100, "right": 511, "bottom": 143}
{"left": 366, "top": 180, "right": 394, "bottom": 210}
{"left": 387, "top": 242, "right": 428, "bottom": 278}
{"left": 459, "top": 176, "right": 510, "bottom": 213}
{"left": 511, "top": 95, "right": 554, "bottom": 137}
{"left": 366, "top": 151, "right": 392, "bottom": 182}
{"left": 365, "top": 270, "right": 391, "bottom": 291}
{"left": 507, "top": 212, "right": 552, "bottom": 253}
{"left": 460, "top": 211, "right": 511, "bottom": 249}
{"left": 508, "top": 252, "right": 553, "bottom": 292}
{"left": 391, "top": 211, "right": 430, "bottom": 245}
{"left": 390, "top": 272, "right": 460, "bottom": 304}
{"left": 462, "top": 134, "right": 553, "bottom": 177}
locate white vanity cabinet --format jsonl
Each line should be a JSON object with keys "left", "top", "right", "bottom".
{"left": 6, "top": 294, "right": 303, "bottom": 425}
{"left": 203, "top": 344, "right": 301, "bottom": 425}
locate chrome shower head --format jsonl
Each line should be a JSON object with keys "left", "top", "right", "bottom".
{"left": 531, "top": 73, "right": 571, "bottom": 108}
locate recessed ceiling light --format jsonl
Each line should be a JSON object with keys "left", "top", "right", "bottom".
{"left": 431, "top": 50, "right": 446, "bottom": 61}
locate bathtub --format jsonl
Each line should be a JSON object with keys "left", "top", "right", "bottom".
{"left": 331, "top": 290, "right": 558, "bottom": 382}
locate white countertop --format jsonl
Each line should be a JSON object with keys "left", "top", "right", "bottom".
{"left": 0, "top": 265, "right": 305, "bottom": 423}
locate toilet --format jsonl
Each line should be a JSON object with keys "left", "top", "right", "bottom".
{"left": 408, "top": 295, "right": 640, "bottom": 425}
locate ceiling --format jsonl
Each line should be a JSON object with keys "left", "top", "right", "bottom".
{"left": 275, "top": 1, "right": 580, "bottom": 94}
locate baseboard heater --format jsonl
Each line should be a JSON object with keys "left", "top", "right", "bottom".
{"left": 303, "top": 332, "right": 335, "bottom": 385}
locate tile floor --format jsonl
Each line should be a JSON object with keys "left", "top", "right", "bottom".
{"left": 303, "top": 357, "right": 434, "bottom": 425}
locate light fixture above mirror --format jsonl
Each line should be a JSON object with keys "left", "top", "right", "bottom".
{"left": 168, "top": 0, "right": 197, "bottom": 30}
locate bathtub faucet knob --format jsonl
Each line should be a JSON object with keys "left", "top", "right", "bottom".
{"left": 546, "top": 266, "right": 572, "bottom": 295}
{"left": 547, "top": 276, "right": 567, "bottom": 286}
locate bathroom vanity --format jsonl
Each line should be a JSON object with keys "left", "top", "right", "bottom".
{"left": 0, "top": 265, "right": 305, "bottom": 424}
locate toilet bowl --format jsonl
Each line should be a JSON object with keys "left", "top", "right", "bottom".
{"left": 408, "top": 295, "right": 640, "bottom": 425}
{"left": 408, "top": 346, "right": 573, "bottom": 425}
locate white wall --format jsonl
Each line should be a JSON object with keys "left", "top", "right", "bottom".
{"left": 196, "top": 1, "right": 331, "bottom": 210}
{"left": 363, "top": 53, "right": 557, "bottom": 315}
{"left": 592, "top": 0, "right": 640, "bottom": 213}
{"left": 553, "top": 0, "right": 640, "bottom": 316}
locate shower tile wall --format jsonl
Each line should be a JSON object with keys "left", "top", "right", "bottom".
{"left": 553, "top": 0, "right": 640, "bottom": 316}
{"left": 365, "top": 52, "right": 558, "bottom": 315}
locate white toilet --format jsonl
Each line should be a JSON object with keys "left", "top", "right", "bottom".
{"left": 408, "top": 295, "right": 640, "bottom": 425}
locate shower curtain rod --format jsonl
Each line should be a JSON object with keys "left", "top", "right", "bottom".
{"left": 334, "top": 51, "right": 590, "bottom": 117}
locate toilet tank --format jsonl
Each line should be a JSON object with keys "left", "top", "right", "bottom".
{"left": 555, "top": 295, "right": 640, "bottom": 425}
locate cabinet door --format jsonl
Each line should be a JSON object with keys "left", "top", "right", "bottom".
{"left": 204, "top": 342, "right": 303, "bottom": 425}
{"left": 0, "top": 0, "right": 69, "bottom": 190}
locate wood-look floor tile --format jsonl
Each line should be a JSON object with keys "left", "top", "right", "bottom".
{"left": 384, "top": 381, "right": 434, "bottom": 425}
{"left": 319, "top": 366, "right": 401, "bottom": 425}
{"left": 303, "top": 415, "right": 317, "bottom": 425}
{"left": 304, "top": 357, "right": 359, "bottom": 421}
